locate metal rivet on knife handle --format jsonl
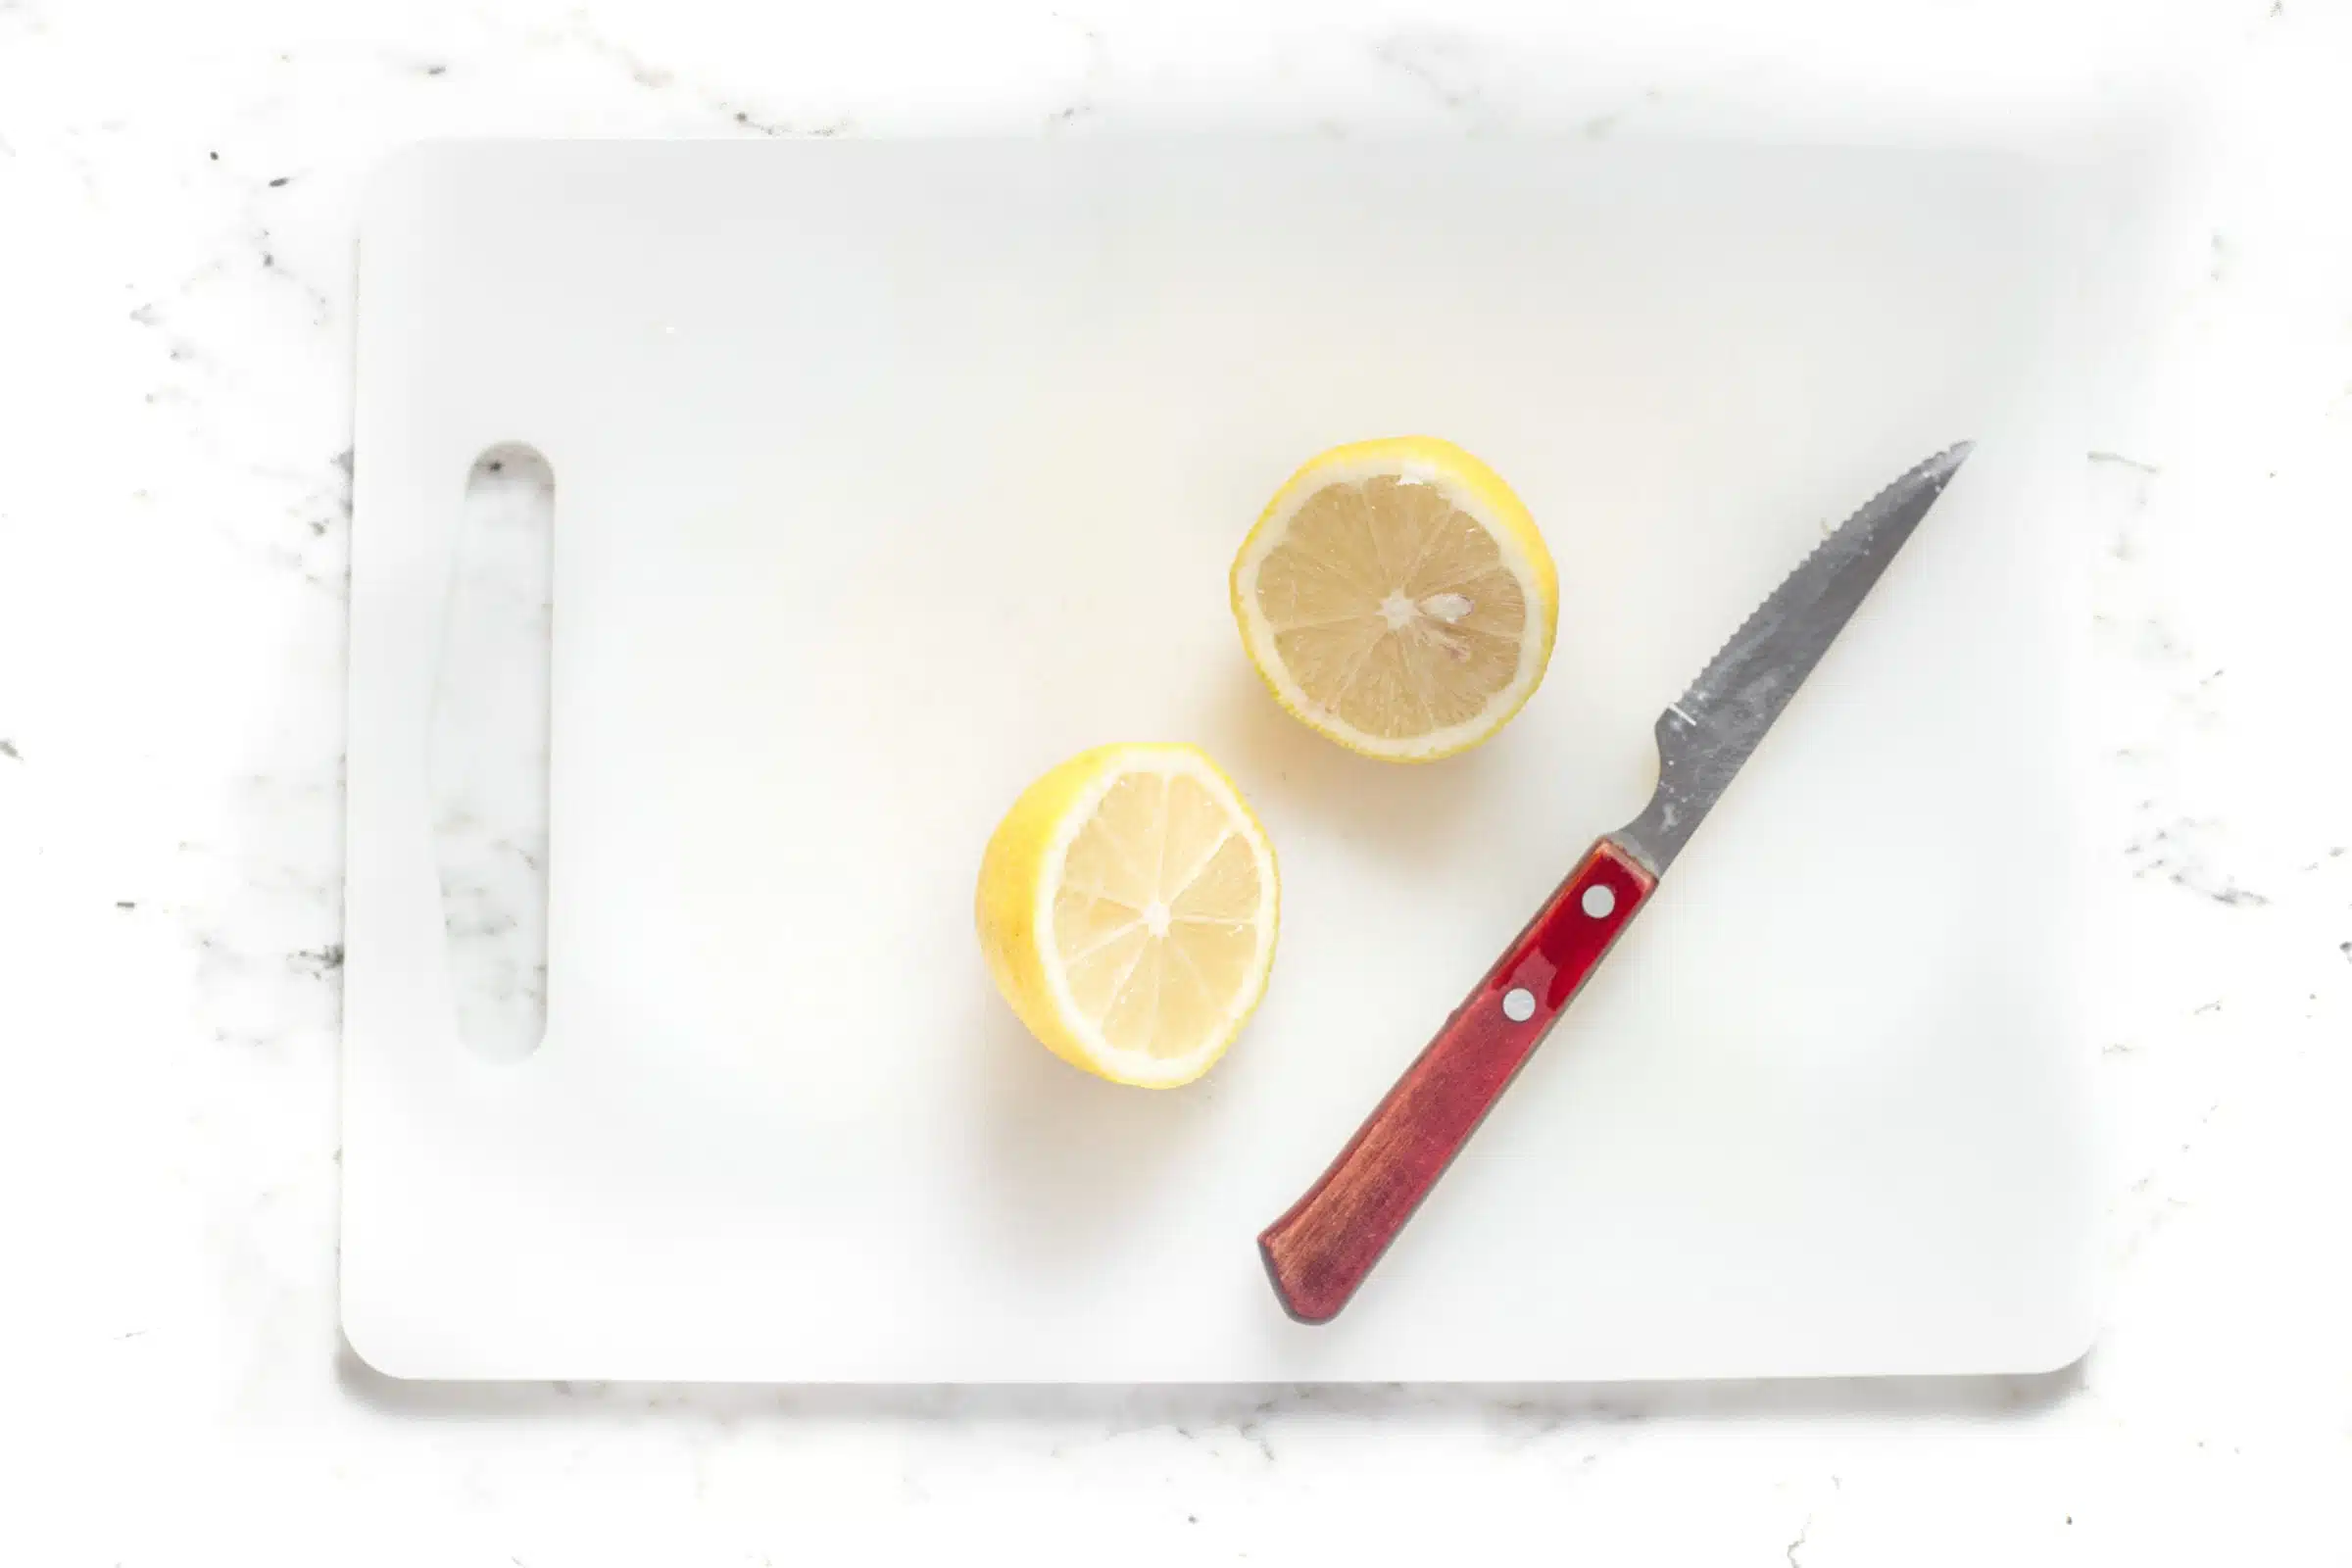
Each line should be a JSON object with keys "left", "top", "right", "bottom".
{"left": 1256, "top": 444, "right": 1976, "bottom": 1325}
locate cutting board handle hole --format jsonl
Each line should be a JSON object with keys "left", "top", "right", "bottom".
{"left": 430, "top": 443, "right": 554, "bottom": 1062}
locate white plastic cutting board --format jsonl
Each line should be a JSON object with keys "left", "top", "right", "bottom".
{"left": 347, "top": 138, "right": 2100, "bottom": 1382}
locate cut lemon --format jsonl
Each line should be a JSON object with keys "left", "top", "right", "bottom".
{"left": 975, "top": 744, "right": 1279, "bottom": 1089}
{"left": 1231, "top": 436, "right": 1558, "bottom": 761}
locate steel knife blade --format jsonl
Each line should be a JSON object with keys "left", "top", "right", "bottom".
{"left": 1257, "top": 444, "right": 1975, "bottom": 1324}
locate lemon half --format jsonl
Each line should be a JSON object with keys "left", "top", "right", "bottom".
{"left": 976, "top": 744, "right": 1279, "bottom": 1089}
{"left": 1231, "top": 436, "right": 1559, "bottom": 761}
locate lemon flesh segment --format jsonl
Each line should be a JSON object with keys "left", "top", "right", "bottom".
{"left": 1232, "top": 436, "right": 1559, "bottom": 761}
{"left": 976, "top": 744, "right": 1279, "bottom": 1089}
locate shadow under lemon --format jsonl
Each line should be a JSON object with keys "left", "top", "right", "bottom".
{"left": 1205, "top": 659, "right": 1518, "bottom": 874}
{"left": 965, "top": 977, "right": 1222, "bottom": 1271}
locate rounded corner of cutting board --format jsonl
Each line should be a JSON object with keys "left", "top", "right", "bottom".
{"left": 2017, "top": 1314, "right": 2103, "bottom": 1383}
{"left": 337, "top": 1286, "right": 436, "bottom": 1385}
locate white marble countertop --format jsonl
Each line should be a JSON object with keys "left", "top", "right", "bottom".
{"left": 5, "top": 1, "right": 2349, "bottom": 1561}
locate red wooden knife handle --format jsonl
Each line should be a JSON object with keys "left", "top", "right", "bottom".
{"left": 1257, "top": 838, "right": 1656, "bottom": 1324}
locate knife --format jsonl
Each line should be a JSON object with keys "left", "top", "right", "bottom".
{"left": 1257, "top": 443, "right": 1976, "bottom": 1324}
